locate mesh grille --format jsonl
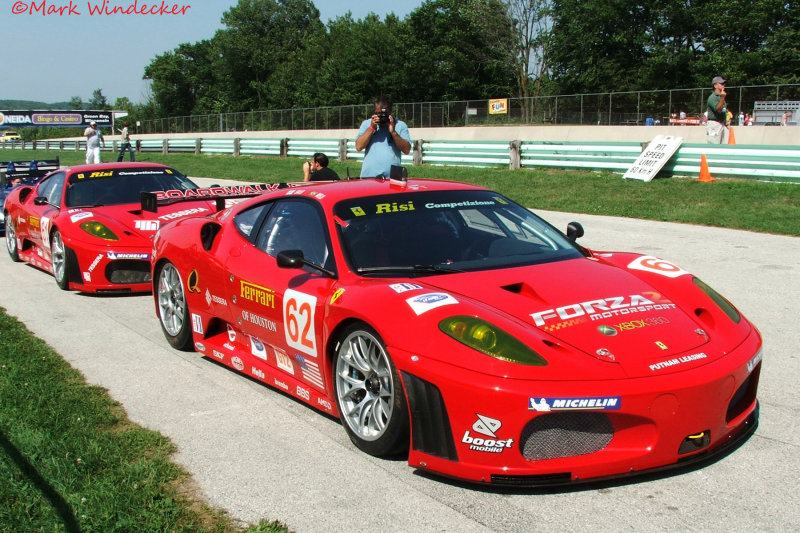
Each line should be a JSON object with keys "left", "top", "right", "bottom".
{"left": 107, "top": 260, "right": 151, "bottom": 284}
{"left": 521, "top": 412, "right": 613, "bottom": 461}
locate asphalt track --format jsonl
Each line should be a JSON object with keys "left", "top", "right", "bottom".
{"left": 1, "top": 182, "right": 798, "bottom": 532}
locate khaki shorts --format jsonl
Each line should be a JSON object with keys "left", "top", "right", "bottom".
{"left": 706, "top": 120, "right": 727, "bottom": 144}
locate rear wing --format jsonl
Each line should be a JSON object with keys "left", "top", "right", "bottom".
{"left": 1, "top": 157, "right": 60, "bottom": 187}
{"left": 140, "top": 182, "right": 308, "bottom": 213}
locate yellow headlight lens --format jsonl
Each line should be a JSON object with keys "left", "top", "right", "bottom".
{"left": 79, "top": 221, "right": 119, "bottom": 241}
{"left": 439, "top": 316, "right": 547, "bottom": 366}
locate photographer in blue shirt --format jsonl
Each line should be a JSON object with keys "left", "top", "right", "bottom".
{"left": 356, "top": 95, "right": 411, "bottom": 178}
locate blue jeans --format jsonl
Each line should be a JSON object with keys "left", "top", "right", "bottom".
{"left": 117, "top": 142, "right": 135, "bottom": 162}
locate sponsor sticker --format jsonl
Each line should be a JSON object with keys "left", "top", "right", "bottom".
{"left": 135, "top": 220, "right": 160, "bottom": 231}
{"left": 274, "top": 347, "right": 295, "bottom": 375}
{"left": 250, "top": 336, "right": 268, "bottom": 361}
{"left": 747, "top": 350, "right": 762, "bottom": 373}
{"left": 649, "top": 352, "right": 707, "bottom": 372}
{"left": 462, "top": 415, "right": 513, "bottom": 453}
{"left": 240, "top": 280, "right": 276, "bottom": 308}
{"left": 241, "top": 310, "right": 278, "bottom": 332}
{"left": 70, "top": 211, "right": 94, "bottom": 223}
{"left": 406, "top": 293, "right": 459, "bottom": 315}
{"left": 389, "top": 282, "right": 423, "bottom": 294}
{"left": 107, "top": 252, "right": 149, "bottom": 260}
{"left": 191, "top": 313, "right": 203, "bottom": 334}
{"left": 528, "top": 396, "right": 622, "bottom": 411}
{"left": 531, "top": 294, "right": 676, "bottom": 328}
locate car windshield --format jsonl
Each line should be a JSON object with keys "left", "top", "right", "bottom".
{"left": 334, "top": 189, "right": 582, "bottom": 275}
{"left": 64, "top": 167, "right": 198, "bottom": 207}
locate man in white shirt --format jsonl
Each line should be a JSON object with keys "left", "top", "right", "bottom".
{"left": 84, "top": 121, "right": 105, "bottom": 164}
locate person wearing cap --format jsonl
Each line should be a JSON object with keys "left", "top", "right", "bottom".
{"left": 706, "top": 76, "right": 728, "bottom": 144}
{"left": 83, "top": 120, "right": 106, "bottom": 164}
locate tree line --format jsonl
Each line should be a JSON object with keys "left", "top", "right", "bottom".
{"left": 67, "top": 0, "right": 800, "bottom": 127}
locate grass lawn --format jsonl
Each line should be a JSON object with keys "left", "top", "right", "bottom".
{"left": 5, "top": 148, "right": 798, "bottom": 236}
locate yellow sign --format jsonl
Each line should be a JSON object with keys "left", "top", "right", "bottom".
{"left": 489, "top": 99, "right": 508, "bottom": 115}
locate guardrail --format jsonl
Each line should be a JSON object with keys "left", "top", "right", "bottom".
{"left": 2, "top": 136, "right": 799, "bottom": 183}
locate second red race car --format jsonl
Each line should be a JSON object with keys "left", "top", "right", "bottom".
{"left": 3, "top": 162, "right": 266, "bottom": 293}
{"left": 150, "top": 176, "right": 761, "bottom": 486}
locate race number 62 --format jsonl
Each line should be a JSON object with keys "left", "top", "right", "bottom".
{"left": 283, "top": 289, "right": 318, "bottom": 357}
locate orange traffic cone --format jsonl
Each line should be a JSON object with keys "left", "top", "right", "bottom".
{"left": 728, "top": 127, "right": 736, "bottom": 145}
{"left": 698, "top": 154, "right": 715, "bottom": 182}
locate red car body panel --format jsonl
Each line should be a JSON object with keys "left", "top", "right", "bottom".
{"left": 151, "top": 178, "right": 761, "bottom": 485}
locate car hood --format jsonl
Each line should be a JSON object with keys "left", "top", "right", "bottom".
{"left": 65, "top": 201, "right": 216, "bottom": 241}
{"left": 419, "top": 256, "right": 734, "bottom": 379}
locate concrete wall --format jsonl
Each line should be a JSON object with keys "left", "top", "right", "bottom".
{"left": 113, "top": 124, "right": 798, "bottom": 146}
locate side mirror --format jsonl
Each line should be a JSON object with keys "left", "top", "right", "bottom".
{"left": 277, "top": 249, "right": 305, "bottom": 269}
{"left": 277, "top": 249, "right": 336, "bottom": 278}
{"left": 566, "top": 221, "right": 584, "bottom": 242}
{"left": 33, "top": 196, "right": 49, "bottom": 206}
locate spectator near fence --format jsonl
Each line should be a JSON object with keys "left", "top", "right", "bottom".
{"left": 84, "top": 121, "right": 105, "bottom": 164}
{"left": 302, "top": 152, "right": 339, "bottom": 182}
{"left": 355, "top": 95, "right": 411, "bottom": 178}
{"left": 117, "top": 121, "right": 135, "bottom": 162}
{"left": 706, "top": 76, "right": 728, "bottom": 144}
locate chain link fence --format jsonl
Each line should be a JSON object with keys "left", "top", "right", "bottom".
{"left": 138, "top": 84, "right": 800, "bottom": 134}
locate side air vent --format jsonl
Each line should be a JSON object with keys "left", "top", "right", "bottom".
{"left": 401, "top": 371, "right": 458, "bottom": 461}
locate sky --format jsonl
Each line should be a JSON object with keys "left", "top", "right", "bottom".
{"left": 2, "top": 0, "right": 423, "bottom": 105}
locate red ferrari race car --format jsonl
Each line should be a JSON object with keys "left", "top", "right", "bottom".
{"left": 152, "top": 176, "right": 761, "bottom": 486}
{"left": 3, "top": 162, "right": 267, "bottom": 293}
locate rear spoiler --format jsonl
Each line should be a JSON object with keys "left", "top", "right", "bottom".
{"left": 140, "top": 182, "right": 308, "bottom": 213}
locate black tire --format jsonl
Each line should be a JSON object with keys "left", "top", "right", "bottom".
{"left": 155, "top": 261, "right": 193, "bottom": 351}
{"left": 50, "top": 229, "right": 71, "bottom": 290}
{"left": 333, "top": 323, "right": 409, "bottom": 457}
{"left": 5, "top": 213, "right": 21, "bottom": 262}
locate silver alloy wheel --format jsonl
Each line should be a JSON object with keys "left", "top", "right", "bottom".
{"left": 51, "top": 230, "right": 66, "bottom": 284}
{"left": 5, "top": 217, "right": 16, "bottom": 255}
{"left": 157, "top": 262, "right": 186, "bottom": 337}
{"left": 335, "top": 329, "right": 395, "bottom": 442}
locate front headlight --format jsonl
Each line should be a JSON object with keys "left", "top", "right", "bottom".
{"left": 439, "top": 316, "right": 547, "bottom": 366}
{"left": 80, "top": 221, "right": 119, "bottom": 241}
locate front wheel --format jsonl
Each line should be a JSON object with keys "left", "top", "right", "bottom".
{"left": 333, "top": 323, "right": 409, "bottom": 457}
{"left": 156, "top": 261, "right": 193, "bottom": 351}
{"left": 5, "top": 214, "right": 20, "bottom": 262}
{"left": 51, "top": 229, "right": 70, "bottom": 290}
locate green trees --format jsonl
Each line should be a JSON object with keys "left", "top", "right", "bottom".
{"left": 140, "top": 0, "right": 800, "bottom": 119}
{"left": 547, "top": 0, "right": 799, "bottom": 95}
{"left": 143, "top": 0, "right": 519, "bottom": 117}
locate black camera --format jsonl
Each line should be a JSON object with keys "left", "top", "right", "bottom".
{"left": 378, "top": 108, "right": 390, "bottom": 125}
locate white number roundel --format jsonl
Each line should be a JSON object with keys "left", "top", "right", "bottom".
{"left": 283, "top": 289, "right": 318, "bottom": 357}
{"left": 627, "top": 255, "right": 689, "bottom": 278}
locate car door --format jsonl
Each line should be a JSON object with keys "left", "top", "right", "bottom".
{"left": 22, "top": 171, "right": 66, "bottom": 258}
{"left": 226, "top": 197, "right": 337, "bottom": 394}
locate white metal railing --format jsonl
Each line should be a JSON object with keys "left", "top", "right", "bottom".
{"left": 5, "top": 136, "right": 800, "bottom": 183}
